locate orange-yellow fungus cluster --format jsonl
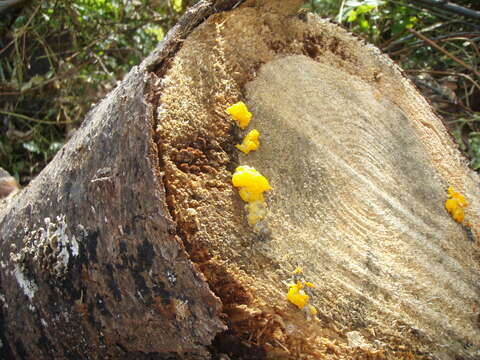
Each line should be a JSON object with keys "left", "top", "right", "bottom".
{"left": 445, "top": 186, "right": 468, "bottom": 223}
{"left": 232, "top": 166, "right": 271, "bottom": 225}
{"left": 287, "top": 282, "right": 309, "bottom": 309}
{"left": 232, "top": 166, "right": 271, "bottom": 203}
{"left": 293, "top": 266, "right": 303, "bottom": 275}
{"left": 236, "top": 129, "right": 261, "bottom": 154}
{"left": 226, "top": 101, "right": 252, "bottom": 129}
{"left": 287, "top": 268, "right": 317, "bottom": 317}
{"left": 227, "top": 102, "right": 261, "bottom": 154}
{"left": 228, "top": 103, "right": 270, "bottom": 226}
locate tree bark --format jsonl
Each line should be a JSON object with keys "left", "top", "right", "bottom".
{"left": 1, "top": 0, "right": 480, "bottom": 359}
{"left": 0, "top": 1, "right": 233, "bottom": 358}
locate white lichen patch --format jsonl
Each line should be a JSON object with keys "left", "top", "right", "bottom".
{"left": 13, "top": 264, "right": 38, "bottom": 300}
{"left": 0, "top": 293, "right": 7, "bottom": 308}
{"left": 11, "top": 215, "right": 81, "bottom": 279}
{"left": 166, "top": 269, "right": 177, "bottom": 285}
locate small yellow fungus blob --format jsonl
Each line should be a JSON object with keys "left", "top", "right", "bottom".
{"left": 445, "top": 186, "right": 468, "bottom": 223}
{"left": 226, "top": 101, "right": 252, "bottom": 129}
{"left": 287, "top": 267, "right": 318, "bottom": 319}
{"left": 245, "top": 201, "right": 268, "bottom": 226}
{"left": 232, "top": 166, "right": 271, "bottom": 193}
{"left": 232, "top": 166, "right": 271, "bottom": 226}
{"left": 287, "top": 282, "right": 309, "bottom": 309}
{"left": 293, "top": 267, "right": 303, "bottom": 275}
{"left": 239, "top": 188, "right": 265, "bottom": 203}
{"left": 236, "top": 129, "right": 261, "bottom": 154}
{"left": 304, "top": 281, "right": 315, "bottom": 288}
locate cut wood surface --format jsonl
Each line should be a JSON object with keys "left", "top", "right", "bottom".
{"left": 0, "top": 0, "right": 479, "bottom": 359}
{"left": 153, "top": 2, "right": 480, "bottom": 358}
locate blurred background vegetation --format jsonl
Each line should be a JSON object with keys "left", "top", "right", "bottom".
{"left": 1, "top": 0, "right": 479, "bottom": 185}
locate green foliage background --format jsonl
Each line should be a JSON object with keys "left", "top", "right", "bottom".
{"left": 1, "top": 0, "right": 479, "bottom": 184}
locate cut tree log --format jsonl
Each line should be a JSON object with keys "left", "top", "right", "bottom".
{"left": 1, "top": 0, "right": 479, "bottom": 359}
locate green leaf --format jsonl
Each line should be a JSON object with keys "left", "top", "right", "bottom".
{"left": 49, "top": 142, "right": 63, "bottom": 153}
{"left": 356, "top": 4, "right": 375, "bottom": 15}
{"left": 347, "top": 10, "right": 358, "bottom": 22}
{"left": 359, "top": 18, "right": 370, "bottom": 30}
{"left": 391, "top": 22, "right": 404, "bottom": 36}
{"left": 20, "top": 75, "right": 45, "bottom": 92}
{"left": 46, "top": 108, "right": 57, "bottom": 119}
{"left": 23, "top": 141, "right": 41, "bottom": 154}
{"left": 172, "top": 0, "right": 183, "bottom": 12}
{"left": 145, "top": 26, "right": 165, "bottom": 41}
{"left": 13, "top": 15, "right": 27, "bottom": 28}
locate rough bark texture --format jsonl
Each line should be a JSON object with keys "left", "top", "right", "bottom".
{"left": 0, "top": 2, "right": 232, "bottom": 358}
{"left": 0, "top": 67, "right": 225, "bottom": 357}
{"left": 1, "top": 0, "right": 480, "bottom": 359}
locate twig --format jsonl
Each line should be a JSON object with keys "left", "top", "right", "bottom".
{"left": 380, "top": 20, "right": 454, "bottom": 50}
{"left": 405, "top": 69, "right": 480, "bottom": 93}
{"left": 337, "top": 0, "right": 346, "bottom": 23}
{"left": 383, "top": 24, "right": 479, "bottom": 51}
{"left": 0, "top": 60, "right": 89, "bottom": 96}
{"left": 438, "top": 36, "right": 480, "bottom": 58}
{"left": 274, "top": 339, "right": 291, "bottom": 353}
{"left": 0, "top": 91, "right": 21, "bottom": 96}
{"left": 387, "top": 32, "right": 480, "bottom": 57}
{"left": 0, "top": 3, "right": 41, "bottom": 56}
{"left": 388, "top": 0, "right": 460, "bottom": 22}
{"left": 407, "top": 28, "right": 480, "bottom": 78}
{"left": 410, "top": 77, "right": 474, "bottom": 112}
{"left": 408, "top": 0, "right": 480, "bottom": 20}
{"left": 0, "top": 110, "right": 74, "bottom": 125}
{"left": 92, "top": 53, "right": 114, "bottom": 78}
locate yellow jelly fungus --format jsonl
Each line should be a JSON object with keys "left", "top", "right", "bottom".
{"left": 287, "top": 270, "right": 317, "bottom": 318}
{"left": 232, "top": 166, "right": 271, "bottom": 193}
{"left": 293, "top": 267, "right": 303, "bottom": 275}
{"left": 239, "top": 188, "right": 264, "bottom": 203}
{"left": 236, "top": 129, "right": 261, "bottom": 154}
{"left": 287, "top": 282, "right": 309, "bottom": 310}
{"left": 448, "top": 186, "right": 468, "bottom": 206}
{"left": 445, "top": 186, "right": 468, "bottom": 223}
{"left": 226, "top": 101, "right": 252, "bottom": 129}
{"left": 245, "top": 201, "right": 268, "bottom": 226}
{"left": 304, "top": 281, "right": 315, "bottom": 288}
{"left": 232, "top": 166, "right": 271, "bottom": 226}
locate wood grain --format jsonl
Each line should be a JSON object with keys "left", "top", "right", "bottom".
{"left": 244, "top": 55, "right": 480, "bottom": 359}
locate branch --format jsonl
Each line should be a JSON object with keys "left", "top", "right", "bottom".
{"left": 407, "top": 28, "right": 480, "bottom": 77}
{"left": 0, "top": 0, "right": 24, "bottom": 13}
{"left": 386, "top": 31, "right": 480, "bottom": 55}
{"left": 409, "top": 0, "right": 480, "bottom": 20}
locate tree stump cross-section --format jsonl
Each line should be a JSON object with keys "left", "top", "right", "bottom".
{"left": 0, "top": 0, "right": 479, "bottom": 359}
